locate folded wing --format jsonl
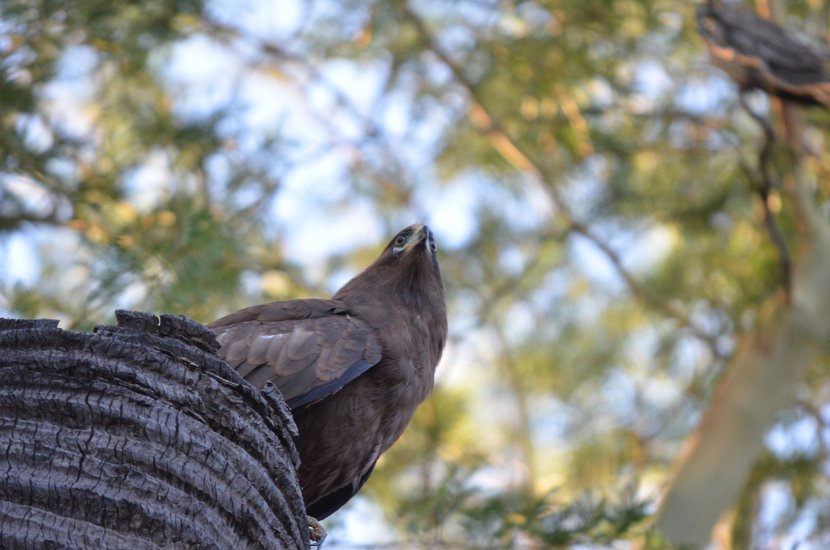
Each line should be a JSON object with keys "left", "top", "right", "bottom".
{"left": 209, "top": 299, "right": 383, "bottom": 410}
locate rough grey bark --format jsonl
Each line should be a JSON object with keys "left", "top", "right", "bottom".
{"left": 0, "top": 311, "right": 308, "bottom": 549}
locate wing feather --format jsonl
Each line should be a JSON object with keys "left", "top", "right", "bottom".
{"left": 323, "top": 324, "right": 368, "bottom": 379}
{"left": 208, "top": 299, "right": 382, "bottom": 411}
{"left": 284, "top": 329, "right": 317, "bottom": 362}
{"left": 248, "top": 333, "right": 276, "bottom": 366}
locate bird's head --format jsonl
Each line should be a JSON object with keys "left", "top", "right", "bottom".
{"left": 386, "top": 223, "right": 438, "bottom": 266}
{"left": 377, "top": 223, "right": 443, "bottom": 302}
{"left": 334, "top": 223, "right": 445, "bottom": 310}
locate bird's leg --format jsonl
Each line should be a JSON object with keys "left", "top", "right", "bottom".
{"left": 307, "top": 516, "right": 327, "bottom": 548}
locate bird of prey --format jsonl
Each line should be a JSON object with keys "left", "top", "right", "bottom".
{"left": 697, "top": 1, "right": 830, "bottom": 108}
{"left": 209, "top": 223, "right": 447, "bottom": 522}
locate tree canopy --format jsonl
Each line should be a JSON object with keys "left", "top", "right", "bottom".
{"left": 4, "top": 0, "right": 830, "bottom": 547}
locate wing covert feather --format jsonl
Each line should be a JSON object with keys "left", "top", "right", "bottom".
{"left": 284, "top": 329, "right": 317, "bottom": 362}
{"left": 209, "top": 298, "right": 347, "bottom": 327}
{"left": 209, "top": 300, "right": 381, "bottom": 410}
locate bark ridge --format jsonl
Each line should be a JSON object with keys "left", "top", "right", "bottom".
{"left": 0, "top": 311, "right": 307, "bottom": 549}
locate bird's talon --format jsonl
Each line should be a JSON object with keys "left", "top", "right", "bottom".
{"left": 308, "top": 516, "right": 327, "bottom": 548}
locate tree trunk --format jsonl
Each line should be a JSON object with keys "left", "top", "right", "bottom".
{"left": 0, "top": 311, "right": 308, "bottom": 549}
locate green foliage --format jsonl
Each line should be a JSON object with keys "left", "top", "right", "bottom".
{"left": 4, "top": 0, "right": 830, "bottom": 546}
{"left": 456, "top": 484, "right": 651, "bottom": 548}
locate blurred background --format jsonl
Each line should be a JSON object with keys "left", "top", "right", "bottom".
{"left": 3, "top": 0, "right": 830, "bottom": 547}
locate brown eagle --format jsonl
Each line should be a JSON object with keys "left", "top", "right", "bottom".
{"left": 697, "top": 1, "right": 830, "bottom": 108}
{"left": 209, "top": 223, "right": 447, "bottom": 521}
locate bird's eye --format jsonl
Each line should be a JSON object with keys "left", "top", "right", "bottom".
{"left": 394, "top": 234, "right": 407, "bottom": 247}
{"left": 430, "top": 240, "right": 437, "bottom": 252}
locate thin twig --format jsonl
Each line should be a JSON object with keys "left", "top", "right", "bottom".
{"left": 738, "top": 92, "right": 792, "bottom": 300}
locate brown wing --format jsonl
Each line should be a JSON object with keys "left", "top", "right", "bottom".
{"left": 208, "top": 299, "right": 382, "bottom": 410}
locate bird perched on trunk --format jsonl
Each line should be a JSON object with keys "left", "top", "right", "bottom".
{"left": 209, "top": 223, "right": 447, "bottom": 524}
{"left": 697, "top": 1, "right": 830, "bottom": 108}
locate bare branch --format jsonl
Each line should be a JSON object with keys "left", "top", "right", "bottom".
{"left": 738, "top": 92, "right": 792, "bottom": 299}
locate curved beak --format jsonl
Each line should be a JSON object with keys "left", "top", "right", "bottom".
{"left": 402, "top": 224, "right": 426, "bottom": 252}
